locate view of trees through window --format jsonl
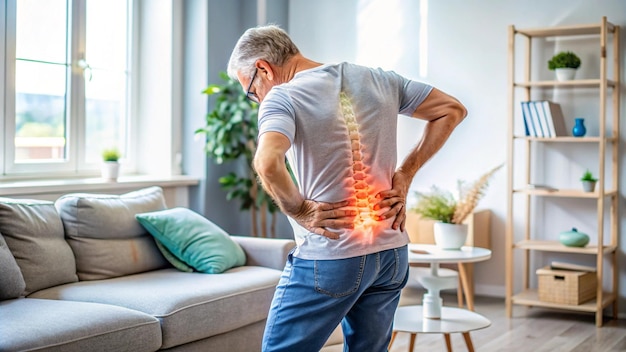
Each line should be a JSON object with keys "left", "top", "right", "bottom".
{"left": 15, "top": 92, "right": 66, "bottom": 160}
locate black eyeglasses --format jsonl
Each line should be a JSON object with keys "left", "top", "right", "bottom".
{"left": 246, "top": 69, "right": 259, "bottom": 103}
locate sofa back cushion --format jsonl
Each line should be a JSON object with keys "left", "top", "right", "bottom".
{"left": 0, "top": 232, "right": 26, "bottom": 299}
{"left": 0, "top": 198, "right": 78, "bottom": 295}
{"left": 55, "top": 186, "right": 170, "bottom": 280}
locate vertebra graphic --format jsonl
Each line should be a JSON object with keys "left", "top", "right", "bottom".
{"left": 339, "top": 92, "right": 377, "bottom": 235}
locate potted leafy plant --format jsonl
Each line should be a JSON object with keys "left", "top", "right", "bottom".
{"left": 548, "top": 51, "right": 581, "bottom": 81}
{"left": 580, "top": 169, "right": 598, "bottom": 192}
{"left": 411, "top": 164, "right": 503, "bottom": 249}
{"left": 101, "top": 147, "right": 121, "bottom": 181}
{"left": 195, "top": 72, "right": 280, "bottom": 237}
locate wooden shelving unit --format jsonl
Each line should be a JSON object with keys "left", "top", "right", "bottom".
{"left": 505, "top": 17, "right": 620, "bottom": 327}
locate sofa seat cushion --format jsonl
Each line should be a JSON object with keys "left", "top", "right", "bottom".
{"left": 28, "top": 267, "right": 281, "bottom": 349}
{"left": 0, "top": 298, "right": 161, "bottom": 352}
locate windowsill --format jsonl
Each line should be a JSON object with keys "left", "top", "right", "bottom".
{"left": 0, "top": 174, "right": 201, "bottom": 197}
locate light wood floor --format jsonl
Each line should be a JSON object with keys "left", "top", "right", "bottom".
{"left": 387, "top": 288, "right": 626, "bottom": 352}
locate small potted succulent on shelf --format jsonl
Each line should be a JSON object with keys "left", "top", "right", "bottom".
{"left": 548, "top": 51, "right": 581, "bottom": 81}
{"left": 580, "top": 169, "right": 597, "bottom": 192}
{"left": 101, "top": 147, "right": 121, "bottom": 181}
{"left": 411, "top": 164, "right": 503, "bottom": 249}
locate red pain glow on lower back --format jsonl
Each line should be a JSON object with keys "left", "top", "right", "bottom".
{"left": 339, "top": 92, "right": 387, "bottom": 242}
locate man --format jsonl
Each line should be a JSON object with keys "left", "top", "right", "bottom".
{"left": 227, "top": 25, "right": 466, "bottom": 352}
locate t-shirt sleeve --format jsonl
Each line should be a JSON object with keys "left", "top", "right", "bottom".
{"left": 257, "top": 87, "right": 296, "bottom": 144}
{"left": 399, "top": 78, "right": 433, "bottom": 116}
{"left": 378, "top": 69, "right": 432, "bottom": 116}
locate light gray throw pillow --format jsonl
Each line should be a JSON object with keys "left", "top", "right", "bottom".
{"left": 0, "top": 232, "right": 26, "bottom": 299}
{"left": 0, "top": 198, "right": 78, "bottom": 295}
{"left": 55, "top": 186, "right": 170, "bottom": 280}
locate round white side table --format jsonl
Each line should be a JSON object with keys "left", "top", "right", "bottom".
{"left": 390, "top": 244, "right": 492, "bottom": 352}
{"left": 391, "top": 306, "right": 490, "bottom": 352}
{"left": 408, "top": 244, "right": 491, "bottom": 319}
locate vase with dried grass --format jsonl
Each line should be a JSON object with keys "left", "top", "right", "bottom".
{"left": 411, "top": 164, "right": 503, "bottom": 249}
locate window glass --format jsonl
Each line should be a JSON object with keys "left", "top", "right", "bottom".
{"left": 86, "top": 0, "right": 128, "bottom": 70}
{"left": 15, "top": 61, "right": 67, "bottom": 162}
{"left": 15, "top": 0, "right": 69, "bottom": 163}
{"left": 85, "top": 69, "right": 127, "bottom": 162}
{"left": 16, "top": 0, "right": 68, "bottom": 63}
{"left": 85, "top": 0, "right": 129, "bottom": 162}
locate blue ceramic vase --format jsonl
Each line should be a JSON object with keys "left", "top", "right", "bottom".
{"left": 572, "top": 118, "right": 587, "bottom": 137}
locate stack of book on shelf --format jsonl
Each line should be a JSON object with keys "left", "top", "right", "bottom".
{"left": 521, "top": 100, "right": 568, "bottom": 137}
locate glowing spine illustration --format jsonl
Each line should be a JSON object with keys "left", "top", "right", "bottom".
{"left": 339, "top": 92, "right": 377, "bottom": 234}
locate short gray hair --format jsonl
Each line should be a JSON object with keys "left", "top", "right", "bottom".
{"left": 227, "top": 25, "right": 300, "bottom": 81}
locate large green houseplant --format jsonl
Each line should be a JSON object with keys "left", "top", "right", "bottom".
{"left": 195, "top": 72, "right": 279, "bottom": 237}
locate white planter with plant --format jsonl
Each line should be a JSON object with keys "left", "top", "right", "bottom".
{"left": 433, "top": 222, "right": 468, "bottom": 250}
{"left": 548, "top": 51, "right": 581, "bottom": 81}
{"left": 101, "top": 148, "right": 121, "bottom": 181}
{"left": 411, "top": 164, "right": 503, "bottom": 250}
{"left": 580, "top": 169, "right": 597, "bottom": 192}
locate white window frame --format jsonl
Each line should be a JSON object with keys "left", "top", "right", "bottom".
{"left": 1, "top": 0, "right": 138, "bottom": 178}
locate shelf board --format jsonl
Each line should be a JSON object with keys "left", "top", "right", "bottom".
{"left": 512, "top": 289, "right": 616, "bottom": 312}
{"left": 513, "top": 188, "right": 618, "bottom": 198}
{"left": 515, "top": 21, "right": 616, "bottom": 37}
{"left": 514, "top": 79, "right": 616, "bottom": 88}
{"left": 513, "top": 136, "right": 617, "bottom": 143}
{"left": 514, "top": 240, "right": 617, "bottom": 254}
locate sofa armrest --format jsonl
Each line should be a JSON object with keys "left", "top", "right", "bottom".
{"left": 231, "top": 236, "right": 295, "bottom": 271}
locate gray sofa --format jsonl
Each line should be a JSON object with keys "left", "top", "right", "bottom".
{"left": 0, "top": 186, "right": 299, "bottom": 351}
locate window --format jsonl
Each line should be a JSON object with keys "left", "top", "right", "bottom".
{"left": 2, "top": 0, "right": 133, "bottom": 177}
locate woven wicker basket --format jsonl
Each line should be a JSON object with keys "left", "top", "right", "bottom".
{"left": 536, "top": 266, "right": 596, "bottom": 305}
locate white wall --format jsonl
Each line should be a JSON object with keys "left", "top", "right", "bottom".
{"left": 288, "top": 0, "right": 626, "bottom": 315}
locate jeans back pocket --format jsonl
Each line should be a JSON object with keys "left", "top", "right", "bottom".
{"left": 314, "top": 256, "right": 365, "bottom": 297}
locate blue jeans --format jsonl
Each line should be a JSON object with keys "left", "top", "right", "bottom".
{"left": 262, "top": 245, "right": 409, "bottom": 352}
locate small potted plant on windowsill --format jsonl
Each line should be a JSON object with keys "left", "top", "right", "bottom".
{"left": 411, "top": 164, "right": 503, "bottom": 249}
{"left": 548, "top": 51, "right": 581, "bottom": 81}
{"left": 580, "top": 169, "right": 597, "bottom": 192}
{"left": 101, "top": 148, "right": 121, "bottom": 181}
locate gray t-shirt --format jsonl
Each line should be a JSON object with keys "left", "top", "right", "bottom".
{"left": 258, "top": 62, "right": 433, "bottom": 260}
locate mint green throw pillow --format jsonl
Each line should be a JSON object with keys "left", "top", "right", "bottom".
{"left": 153, "top": 240, "right": 194, "bottom": 273}
{"left": 135, "top": 207, "right": 246, "bottom": 274}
